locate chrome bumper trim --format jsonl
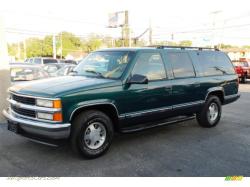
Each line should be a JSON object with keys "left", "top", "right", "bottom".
{"left": 3, "top": 109, "right": 70, "bottom": 129}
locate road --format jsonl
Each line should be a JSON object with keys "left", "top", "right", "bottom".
{"left": 0, "top": 84, "right": 250, "bottom": 177}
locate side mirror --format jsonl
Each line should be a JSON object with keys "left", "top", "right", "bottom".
{"left": 127, "top": 74, "right": 148, "bottom": 84}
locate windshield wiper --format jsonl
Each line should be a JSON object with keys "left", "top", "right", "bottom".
{"left": 214, "top": 66, "right": 228, "bottom": 75}
{"left": 69, "top": 70, "right": 78, "bottom": 76}
{"left": 85, "top": 70, "right": 105, "bottom": 78}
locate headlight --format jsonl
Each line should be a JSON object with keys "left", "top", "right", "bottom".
{"left": 36, "top": 99, "right": 61, "bottom": 108}
{"left": 37, "top": 112, "right": 63, "bottom": 121}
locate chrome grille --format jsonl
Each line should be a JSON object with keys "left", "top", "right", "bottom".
{"left": 11, "top": 104, "right": 36, "bottom": 118}
{"left": 11, "top": 93, "right": 36, "bottom": 105}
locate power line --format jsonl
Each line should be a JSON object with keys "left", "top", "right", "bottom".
{"left": 5, "top": 28, "right": 105, "bottom": 39}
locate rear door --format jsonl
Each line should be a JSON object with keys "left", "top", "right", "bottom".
{"left": 163, "top": 51, "right": 202, "bottom": 114}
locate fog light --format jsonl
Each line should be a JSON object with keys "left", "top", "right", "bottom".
{"left": 37, "top": 112, "right": 53, "bottom": 120}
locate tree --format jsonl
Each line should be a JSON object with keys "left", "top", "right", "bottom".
{"left": 81, "top": 34, "right": 102, "bottom": 52}
{"left": 178, "top": 40, "right": 192, "bottom": 47}
{"left": 25, "top": 38, "right": 44, "bottom": 58}
{"left": 60, "top": 32, "right": 82, "bottom": 57}
{"left": 218, "top": 43, "right": 235, "bottom": 49}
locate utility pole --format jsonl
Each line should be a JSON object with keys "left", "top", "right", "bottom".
{"left": 23, "top": 39, "right": 26, "bottom": 60}
{"left": 17, "top": 42, "right": 21, "bottom": 60}
{"left": 210, "top": 10, "right": 222, "bottom": 47}
{"left": 53, "top": 34, "right": 56, "bottom": 59}
{"left": 108, "top": 11, "right": 130, "bottom": 47}
{"left": 0, "top": 15, "right": 10, "bottom": 123}
{"left": 60, "top": 32, "right": 63, "bottom": 59}
{"left": 149, "top": 20, "right": 152, "bottom": 45}
{"left": 123, "top": 10, "right": 130, "bottom": 47}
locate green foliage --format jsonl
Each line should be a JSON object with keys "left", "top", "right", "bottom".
{"left": 8, "top": 32, "right": 85, "bottom": 60}
{"left": 179, "top": 40, "right": 192, "bottom": 47}
{"left": 153, "top": 40, "right": 192, "bottom": 47}
{"left": 82, "top": 35, "right": 102, "bottom": 52}
{"left": 11, "top": 31, "right": 250, "bottom": 61}
{"left": 218, "top": 43, "right": 235, "bottom": 49}
{"left": 60, "top": 32, "right": 82, "bottom": 56}
{"left": 242, "top": 45, "right": 250, "bottom": 49}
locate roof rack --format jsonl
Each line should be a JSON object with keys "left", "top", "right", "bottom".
{"left": 147, "top": 45, "right": 220, "bottom": 51}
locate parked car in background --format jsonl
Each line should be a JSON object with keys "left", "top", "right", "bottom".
{"left": 24, "top": 57, "right": 58, "bottom": 65}
{"left": 77, "top": 58, "right": 85, "bottom": 64}
{"left": 51, "top": 64, "right": 76, "bottom": 77}
{"left": 10, "top": 63, "right": 49, "bottom": 84}
{"left": 59, "top": 59, "right": 77, "bottom": 65}
{"left": 43, "top": 63, "right": 67, "bottom": 76}
{"left": 24, "top": 59, "right": 29, "bottom": 63}
{"left": 3, "top": 46, "right": 239, "bottom": 158}
{"left": 232, "top": 58, "right": 250, "bottom": 83}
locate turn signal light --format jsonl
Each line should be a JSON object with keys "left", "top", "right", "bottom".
{"left": 53, "top": 112, "right": 63, "bottom": 122}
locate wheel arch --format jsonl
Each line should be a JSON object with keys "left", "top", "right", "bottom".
{"left": 205, "top": 87, "right": 225, "bottom": 104}
{"left": 69, "top": 103, "right": 120, "bottom": 132}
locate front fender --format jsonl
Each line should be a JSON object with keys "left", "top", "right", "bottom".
{"left": 65, "top": 99, "right": 119, "bottom": 122}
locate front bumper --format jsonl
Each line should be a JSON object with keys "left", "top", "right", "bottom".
{"left": 3, "top": 108, "right": 71, "bottom": 143}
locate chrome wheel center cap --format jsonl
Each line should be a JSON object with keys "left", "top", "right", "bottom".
{"left": 207, "top": 103, "right": 219, "bottom": 123}
{"left": 84, "top": 122, "right": 106, "bottom": 150}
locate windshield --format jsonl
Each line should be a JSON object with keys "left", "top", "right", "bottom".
{"left": 74, "top": 51, "right": 134, "bottom": 79}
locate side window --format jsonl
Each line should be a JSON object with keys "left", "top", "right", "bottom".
{"left": 132, "top": 53, "right": 166, "bottom": 81}
{"left": 165, "top": 52, "right": 195, "bottom": 78}
{"left": 29, "top": 58, "right": 34, "bottom": 63}
{"left": 198, "top": 52, "right": 235, "bottom": 76}
{"left": 34, "top": 58, "right": 42, "bottom": 64}
{"left": 43, "top": 59, "right": 58, "bottom": 64}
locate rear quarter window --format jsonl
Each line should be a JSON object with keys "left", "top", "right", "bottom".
{"left": 197, "top": 51, "right": 235, "bottom": 76}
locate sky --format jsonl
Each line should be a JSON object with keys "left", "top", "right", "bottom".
{"left": 1, "top": 0, "right": 250, "bottom": 46}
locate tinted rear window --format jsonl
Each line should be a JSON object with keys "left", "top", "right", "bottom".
{"left": 197, "top": 52, "right": 235, "bottom": 76}
{"left": 43, "top": 59, "right": 58, "bottom": 64}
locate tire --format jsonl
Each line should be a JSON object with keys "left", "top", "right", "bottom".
{"left": 241, "top": 74, "right": 247, "bottom": 83}
{"left": 70, "top": 110, "right": 114, "bottom": 159}
{"left": 196, "top": 95, "right": 222, "bottom": 128}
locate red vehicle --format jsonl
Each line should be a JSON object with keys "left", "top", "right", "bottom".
{"left": 232, "top": 58, "right": 250, "bottom": 83}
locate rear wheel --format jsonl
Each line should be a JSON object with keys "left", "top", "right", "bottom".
{"left": 241, "top": 74, "right": 247, "bottom": 83}
{"left": 196, "top": 95, "right": 221, "bottom": 128}
{"left": 70, "top": 110, "right": 114, "bottom": 158}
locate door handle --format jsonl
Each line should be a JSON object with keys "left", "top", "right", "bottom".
{"left": 194, "top": 83, "right": 200, "bottom": 88}
{"left": 164, "top": 86, "right": 172, "bottom": 91}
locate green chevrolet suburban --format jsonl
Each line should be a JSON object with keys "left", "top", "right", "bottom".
{"left": 3, "top": 46, "right": 240, "bottom": 158}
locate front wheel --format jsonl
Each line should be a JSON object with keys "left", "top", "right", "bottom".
{"left": 196, "top": 95, "right": 222, "bottom": 128}
{"left": 70, "top": 110, "right": 114, "bottom": 159}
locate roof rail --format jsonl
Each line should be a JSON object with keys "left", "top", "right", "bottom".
{"left": 146, "top": 45, "right": 220, "bottom": 51}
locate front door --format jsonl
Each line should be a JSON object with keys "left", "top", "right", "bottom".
{"left": 123, "top": 51, "right": 173, "bottom": 126}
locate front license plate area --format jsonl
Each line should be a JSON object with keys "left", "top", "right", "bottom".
{"left": 7, "top": 121, "right": 19, "bottom": 133}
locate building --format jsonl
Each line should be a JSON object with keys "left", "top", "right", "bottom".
{"left": 222, "top": 48, "right": 250, "bottom": 61}
{"left": 65, "top": 51, "right": 88, "bottom": 61}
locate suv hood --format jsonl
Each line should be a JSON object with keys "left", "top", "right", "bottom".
{"left": 9, "top": 76, "right": 119, "bottom": 98}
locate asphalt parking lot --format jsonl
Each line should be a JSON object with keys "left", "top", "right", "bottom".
{"left": 0, "top": 84, "right": 250, "bottom": 177}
